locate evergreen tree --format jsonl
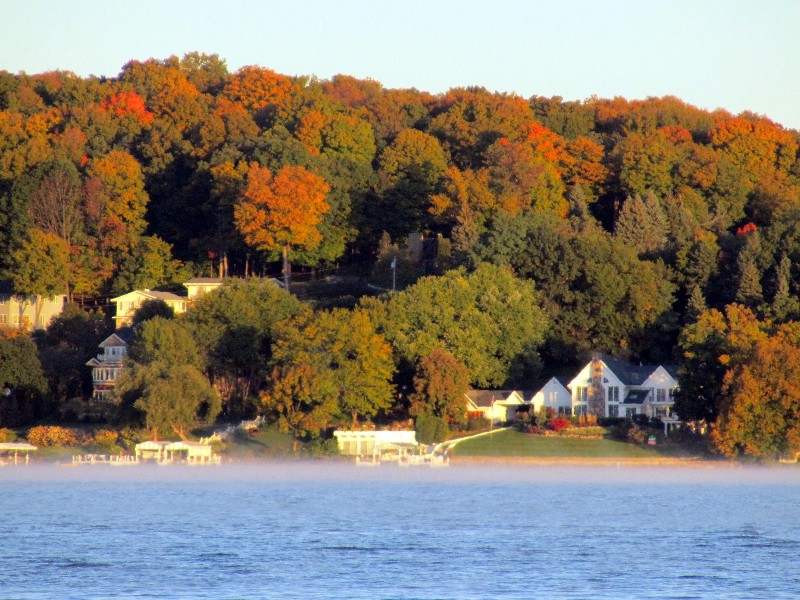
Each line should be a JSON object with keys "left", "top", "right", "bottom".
{"left": 614, "top": 191, "right": 667, "bottom": 258}
{"left": 770, "top": 254, "right": 799, "bottom": 321}
{"left": 735, "top": 234, "right": 764, "bottom": 308}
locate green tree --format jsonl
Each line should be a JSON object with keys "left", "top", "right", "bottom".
{"left": 8, "top": 228, "right": 70, "bottom": 312}
{"left": 184, "top": 279, "right": 304, "bottom": 416}
{"left": 131, "top": 299, "right": 174, "bottom": 326}
{"left": 614, "top": 191, "right": 668, "bottom": 258}
{"left": 770, "top": 255, "right": 799, "bottom": 321}
{"left": 114, "top": 317, "right": 220, "bottom": 438}
{"left": 0, "top": 331, "right": 50, "bottom": 426}
{"left": 363, "top": 263, "right": 548, "bottom": 388}
{"left": 262, "top": 363, "right": 337, "bottom": 453}
{"left": 110, "top": 235, "right": 191, "bottom": 295}
{"left": 268, "top": 308, "right": 396, "bottom": 427}
{"left": 36, "top": 303, "right": 112, "bottom": 405}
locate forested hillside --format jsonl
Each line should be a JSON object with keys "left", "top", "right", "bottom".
{"left": 3, "top": 53, "right": 800, "bottom": 458}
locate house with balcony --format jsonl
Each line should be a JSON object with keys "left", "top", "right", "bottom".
{"left": 86, "top": 328, "right": 134, "bottom": 404}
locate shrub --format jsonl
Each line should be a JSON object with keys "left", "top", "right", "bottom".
{"left": 626, "top": 427, "right": 648, "bottom": 445}
{"left": 463, "top": 416, "right": 491, "bottom": 433}
{"left": 415, "top": 413, "right": 449, "bottom": 444}
{"left": 0, "top": 428, "right": 16, "bottom": 442}
{"left": 549, "top": 417, "right": 571, "bottom": 433}
{"left": 306, "top": 434, "right": 340, "bottom": 456}
{"left": 26, "top": 425, "right": 80, "bottom": 447}
{"left": 92, "top": 429, "right": 121, "bottom": 453}
{"left": 598, "top": 417, "right": 627, "bottom": 428}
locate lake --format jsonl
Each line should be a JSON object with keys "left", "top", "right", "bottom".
{"left": 1, "top": 462, "right": 799, "bottom": 599}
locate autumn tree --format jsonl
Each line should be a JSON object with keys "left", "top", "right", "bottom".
{"left": 409, "top": 348, "right": 470, "bottom": 424}
{"left": 84, "top": 150, "right": 149, "bottom": 256}
{"left": 674, "top": 304, "right": 768, "bottom": 423}
{"left": 713, "top": 336, "right": 800, "bottom": 460}
{"left": 234, "top": 163, "right": 330, "bottom": 289}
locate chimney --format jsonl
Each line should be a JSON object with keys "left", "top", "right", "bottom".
{"left": 588, "top": 351, "right": 605, "bottom": 417}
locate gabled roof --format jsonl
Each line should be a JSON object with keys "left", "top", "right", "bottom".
{"left": 184, "top": 278, "right": 224, "bottom": 285}
{"left": 465, "top": 390, "right": 521, "bottom": 408}
{"left": 595, "top": 354, "right": 682, "bottom": 386}
{"left": 99, "top": 328, "right": 134, "bottom": 347}
{"left": 143, "top": 290, "right": 185, "bottom": 302}
{"left": 111, "top": 289, "right": 185, "bottom": 303}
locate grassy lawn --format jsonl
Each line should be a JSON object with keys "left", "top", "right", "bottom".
{"left": 222, "top": 428, "right": 298, "bottom": 459}
{"left": 450, "top": 429, "right": 669, "bottom": 458}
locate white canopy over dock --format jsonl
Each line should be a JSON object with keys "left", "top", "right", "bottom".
{"left": 0, "top": 442, "right": 38, "bottom": 464}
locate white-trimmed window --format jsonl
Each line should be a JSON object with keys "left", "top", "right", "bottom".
{"left": 607, "top": 386, "right": 620, "bottom": 403}
{"left": 0, "top": 314, "right": 6, "bottom": 324}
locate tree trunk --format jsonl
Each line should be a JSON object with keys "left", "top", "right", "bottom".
{"left": 282, "top": 244, "right": 291, "bottom": 291}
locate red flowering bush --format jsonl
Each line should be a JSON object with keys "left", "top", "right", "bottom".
{"left": 549, "top": 417, "right": 571, "bottom": 433}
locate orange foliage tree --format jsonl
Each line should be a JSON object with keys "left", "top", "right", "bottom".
{"left": 234, "top": 164, "right": 330, "bottom": 288}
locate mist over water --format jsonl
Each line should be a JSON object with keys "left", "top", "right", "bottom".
{"left": 2, "top": 462, "right": 800, "bottom": 599}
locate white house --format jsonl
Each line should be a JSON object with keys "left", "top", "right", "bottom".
{"left": 110, "top": 278, "right": 224, "bottom": 328}
{"left": 464, "top": 390, "right": 527, "bottom": 424}
{"left": 86, "top": 329, "right": 134, "bottom": 403}
{"left": 565, "top": 353, "right": 678, "bottom": 419}
{"left": 0, "top": 292, "right": 65, "bottom": 330}
{"left": 530, "top": 377, "right": 572, "bottom": 415}
{"left": 184, "top": 277, "right": 225, "bottom": 299}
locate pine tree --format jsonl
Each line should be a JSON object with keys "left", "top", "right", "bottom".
{"left": 686, "top": 285, "right": 708, "bottom": 322}
{"left": 614, "top": 191, "right": 667, "bottom": 258}
{"left": 770, "top": 254, "right": 799, "bottom": 321}
{"left": 735, "top": 235, "right": 764, "bottom": 308}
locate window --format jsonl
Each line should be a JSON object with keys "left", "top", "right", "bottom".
{"left": 669, "top": 387, "right": 677, "bottom": 400}
{"left": 608, "top": 405, "right": 619, "bottom": 418}
{"left": 558, "top": 406, "right": 572, "bottom": 416}
{"left": 607, "top": 386, "right": 620, "bottom": 403}
{"left": 575, "top": 386, "right": 588, "bottom": 402}
{"left": 0, "top": 314, "right": 6, "bottom": 324}
{"left": 574, "top": 405, "right": 587, "bottom": 416}
{"left": 548, "top": 391, "right": 558, "bottom": 405}
{"left": 11, "top": 314, "right": 20, "bottom": 325}
{"left": 656, "top": 388, "right": 667, "bottom": 403}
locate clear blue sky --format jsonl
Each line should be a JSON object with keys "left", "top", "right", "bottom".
{"left": 2, "top": 0, "right": 799, "bottom": 129}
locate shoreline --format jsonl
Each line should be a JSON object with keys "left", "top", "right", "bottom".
{"left": 447, "top": 455, "right": 733, "bottom": 468}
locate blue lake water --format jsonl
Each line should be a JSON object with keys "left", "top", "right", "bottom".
{"left": 1, "top": 462, "right": 800, "bottom": 599}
